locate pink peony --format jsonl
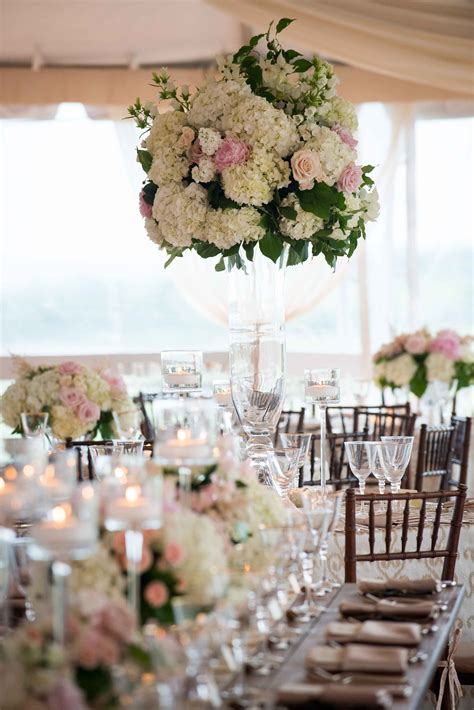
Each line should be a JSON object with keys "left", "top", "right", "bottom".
{"left": 429, "top": 329, "right": 461, "bottom": 360}
{"left": 76, "top": 628, "right": 120, "bottom": 669}
{"left": 291, "top": 149, "right": 325, "bottom": 190}
{"left": 47, "top": 679, "right": 86, "bottom": 710}
{"left": 214, "top": 137, "right": 250, "bottom": 172}
{"left": 139, "top": 190, "right": 153, "bottom": 219}
{"left": 100, "top": 598, "right": 135, "bottom": 643}
{"left": 58, "top": 361, "right": 82, "bottom": 376}
{"left": 144, "top": 581, "right": 169, "bottom": 608}
{"left": 337, "top": 163, "right": 362, "bottom": 193}
{"left": 405, "top": 333, "right": 428, "bottom": 355}
{"left": 163, "top": 541, "right": 185, "bottom": 566}
{"left": 77, "top": 400, "right": 101, "bottom": 423}
{"left": 59, "top": 386, "right": 86, "bottom": 409}
{"left": 189, "top": 139, "right": 204, "bottom": 164}
{"left": 178, "top": 126, "right": 195, "bottom": 149}
{"left": 332, "top": 124, "right": 358, "bottom": 150}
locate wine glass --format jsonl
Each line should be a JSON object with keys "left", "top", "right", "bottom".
{"left": 344, "top": 441, "right": 371, "bottom": 496}
{"left": 365, "top": 442, "right": 387, "bottom": 495}
{"left": 298, "top": 490, "right": 333, "bottom": 614}
{"left": 279, "top": 433, "right": 312, "bottom": 487}
{"left": 266, "top": 447, "right": 300, "bottom": 498}
{"left": 304, "top": 369, "right": 340, "bottom": 496}
{"left": 112, "top": 409, "right": 144, "bottom": 441}
{"left": 89, "top": 443, "right": 125, "bottom": 479}
{"left": 377, "top": 438, "right": 414, "bottom": 495}
{"left": 20, "top": 412, "right": 49, "bottom": 438}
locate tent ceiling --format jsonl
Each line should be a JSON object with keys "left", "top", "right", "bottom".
{"left": 0, "top": 0, "right": 246, "bottom": 67}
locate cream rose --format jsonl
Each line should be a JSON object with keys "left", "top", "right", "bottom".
{"left": 177, "top": 126, "right": 195, "bottom": 149}
{"left": 291, "top": 149, "right": 325, "bottom": 190}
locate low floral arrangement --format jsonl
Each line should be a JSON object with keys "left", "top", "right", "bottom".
{"left": 0, "top": 358, "right": 136, "bottom": 440}
{"left": 129, "top": 18, "right": 379, "bottom": 271}
{"left": 373, "top": 329, "right": 474, "bottom": 397}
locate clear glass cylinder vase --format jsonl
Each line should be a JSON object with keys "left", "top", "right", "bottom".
{"left": 227, "top": 247, "right": 288, "bottom": 469}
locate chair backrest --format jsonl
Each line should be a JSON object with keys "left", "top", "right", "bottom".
{"left": 326, "top": 404, "right": 412, "bottom": 435}
{"left": 358, "top": 410, "right": 417, "bottom": 440}
{"left": 275, "top": 408, "right": 305, "bottom": 443}
{"left": 449, "top": 416, "right": 472, "bottom": 487}
{"left": 306, "top": 430, "right": 368, "bottom": 489}
{"left": 415, "top": 424, "right": 456, "bottom": 491}
{"left": 344, "top": 484, "right": 467, "bottom": 583}
{"left": 65, "top": 439, "right": 153, "bottom": 480}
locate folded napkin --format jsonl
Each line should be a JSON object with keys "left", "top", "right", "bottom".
{"left": 358, "top": 577, "right": 439, "bottom": 596}
{"left": 276, "top": 683, "right": 393, "bottom": 708}
{"left": 306, "top": 644, "right": 408, "bottom": 675}
{"left": 339, "top": 598, "right": 438, "bottom": 621}
{"left": 325, "top": 620, "right": 421, "bottom": 647}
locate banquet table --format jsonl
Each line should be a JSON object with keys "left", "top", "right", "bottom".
{"left": 245, "top": 583, "right": 465, "bottom": 709}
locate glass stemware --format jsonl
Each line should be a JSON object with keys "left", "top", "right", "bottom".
{"left": 378, "top": 438, "right": 414, "bottom": 494}
{"left": 279, "top": 432, "right": 312, "bottom": 487}
{"left": 344, "top": 441, "right": 372, "bottom": 496}
{"left": 20, "top": 412, "right": 49, "bottom": 438}
{"left": 365, "top": 442, "right": 387, "bottom": 495}
{"left": 112, "top": 409, "right": 144, "bottom": 440}
{"left": 89, "top": 443, "right": 125, "bottom": 480}
{"left": 304, "top": 369, "right": 340, "bottom": 496}
{"left": 265, "top": 447, "right": 300, "bottom": 497}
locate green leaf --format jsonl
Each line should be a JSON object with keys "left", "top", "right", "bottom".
{"left": 362, "top": 165, "right": 375, "bottom": 174}
{"left": 142, "top": 181, "right": 157, "bottom": 205}
{"left": 194, "top": 242, "right": 221, "bottom": 259}
{"left": 324, "top": 251, "right": 337, "bottom": 270}
{"left": 283, "top": 49, "right": 302, "bottom": 62}
{"left": 215, "top": 257, "right": 226, "bottom": 272}
{"left": 249, "top": 33, "right": 264, "bottom": 49}
{"left": 164, "top": 248, "right": 183, "bottom": 268}
{"left": 279, "top": 205, "right": 297, "bottom": 220}
{"left": 259, "top": 231, "right": 284, "bottom": 263}
{"left": 222, "top": 243, "right": 240, "bottom": 256}
{"left": 243, "top": 242, "right": 255, "bottom": 261}
{"left": 127, "top": 644, "right": 153, "bottom": 671}
{"left": 75, "top": 666, "right": 113, "bottom": 703}
{"left": 410, "top": 365, "right": 428, "bottom": 397}
{"left": 276, "top": 17, "right": 295, "bottom": 33}
{"left": 137, "top": 149, "right": 152, "bottom": 173}
{"left": 293, "top": 58, "right": 313, "bottom": 73}
{"left": 235, "top": 479, "right": 248, "bottom": 489}
{"left": 207, "top": 182, "right": 239, "bottom": 210}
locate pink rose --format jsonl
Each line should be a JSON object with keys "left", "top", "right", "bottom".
{"left": 332, "top": 124, "right": 358, "bottom": 150}
{"left": 429, "top": 329, "right": 461, "bottom": 360}
{"left": 214, "top": 137, "right": 250, "bottom": 172}
{"left": 77, "top": 400, "right": 101, "bottom": 423}
{"left": 163, "top": 541, "right": 185, "bottom": 566}
{"left": 47, "top": 679, "right": 86, "bottom": 710}
{"left": 291, "top": 149, "right": 325, "bottom": 190}
{"left": 58, "top": 361, "right": 82, "bottom": 375}
{"left": 59, "top": 386, "right": 86, "bottom": 408}
{"left": 189, "top": 139, "right": 204, "bottom": 164}
{"left": 117, "top": 544, "right": 152, "bottom": 574}
{"left": 101, "top": 368, "right": 126, "bottom": 393}
{"left": 139, "top": 190, "right": 153, "bottom": 219}
{"left": 405, "top": 333, "right": 428, "bottom": 355}
{"left": 337, "top": 163, "right": 362, "bottom": 193}
{"left": 144, "top": 581, "right": 169, "bottom": 608}
{"left": 76, "top": 628, "right": 120, "bottom": 669}
{"left": 178, "top": 126, "right": 195, "bottom": 149}
{"left": 100, "top": 598, "right": 135, "bottom": 643}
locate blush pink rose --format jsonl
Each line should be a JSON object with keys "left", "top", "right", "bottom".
{"left": 101, "top": 368, "right": 126, "bottom": 393}
{"left": 429, "top": 329, "right": 461, "bottom": 360}
{"left": 332, "top": 124, "right": 358, "bottom": 150}
{"left": 189, "top": 139, "right": 204, "bottom": 164}
{"left": 163, "top": 541, "right": 185, "bottom": 566}
{"left": 59, "top": 387, "right": 86, "bottom": 408}
{"left": 47, "top": 679, "right": 86, "bottom": 710}
{"left": 139, "top": 190, "right": 153, "bottom": 219}
{"left": 58, "top": 361, "right": 82, "bottom": 375}
{"left": 100, "top": 599, "right": 135, "bottom": 643}
{"left": 337, "top": 163, "right": 362, "bottom": 193}
{"left": 77, "top": 400, "right": 101, "bottom": 423}
{"left": 76, "top": 628, "right": 120, "bottom": 669}
{"left": 291, "top": 149, "right": 325, "bottom": 190}
{"left": 214, "top": 137, "right": 250, "bottom": 172}
{"left": 178, "top": 126, "right": 195, "bottom": 149}
{"left": 144, "top": 581, "right": 169, "bottom": 608}
{"left": 405, "top": 333, "right": 428, "bottom": 355}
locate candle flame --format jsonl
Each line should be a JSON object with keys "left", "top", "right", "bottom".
{"left": 23, "top": 464, "right": 35, "bottom": 478}
{"left": 114, "top": 466, "right": 125, "bottom": 480}
{"left": 81, "top": 485, "right": 94, "bottom": 500}
{"left": 44, "top": 464, "right": 55, "bottom": 481}
{"left": 52, "top": 505, "right": 67, "bottom": 523}
{"left": 5, "top": 466, "right": 17, "bottom": 481}
{"left": 177, "top": 428, "right": 191, "bottom": 442}
{"left": 0, "top": 478, "right": 5, "bottom": 490}
{"left": 125, "top": 485, "right": 140, "bottom": 503}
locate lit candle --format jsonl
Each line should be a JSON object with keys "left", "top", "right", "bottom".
{"left": 305, "top": 384, "right": 340, "bottom": 402}
{"left": 106, "top": 485, "right": 158, "bottom": 528}
{"left": 214, "top": 391, "right": 232, "bottom": 407}
{"left": 155, "top": 427, "right": 211, "bottom": 460}
{"left": 0, "top": 477, "right": 15, "bottom": 504}
{"left": 32, "top": 503, "right": 97, "bottom": 557}
{"left": 162, "top": 371, "right": 201, "bottom": 388}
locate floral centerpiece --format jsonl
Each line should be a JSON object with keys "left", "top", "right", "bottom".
{"left": 373, "top": 329, "right": 474, "bottom": 397}
{"left": 0, "top": 358, "right": 136, "bottom": 440}
{"left": 129, "top": 18, "right": 379, "bottom": 271}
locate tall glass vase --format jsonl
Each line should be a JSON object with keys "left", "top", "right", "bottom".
{"left": 227, "top": 248, "right": 288, "bottom": 478}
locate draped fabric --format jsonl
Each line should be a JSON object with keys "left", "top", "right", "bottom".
{"left": 206, "top": 0, "right": 474, "bottom": 94}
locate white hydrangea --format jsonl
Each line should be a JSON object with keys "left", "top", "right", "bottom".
{"left": 187, "top": 78, "right": 252, "bottom": 131}
{"left": 77, "top": 370, "right": 111, "bottom": 409}
{"left": 459, "top": 337, "right": 474, "bottom": 363}
{"left": 50, "top": 405, "right": 87, "bottom": 439}
{"left": 384, "top": 354, "right": 417, "bottom": 387}
{"left": 360, "top": 187, "right": 380, "bottom": 222}
{"left": 373, "top": 361, "right": 387, "bottom": 383}
{"left": 24, "top": 369, "right": 61, "bottom": 413}
{"left": 198, "top": 127, "right": 222, "bottom": 156}
{"left": 221, "top": 148, "right": 290, "bottom": 206}
{"left": 164, "top": 509, "right": 228, "bottom": 605}
{"left": 69, "top": 545, "right": 124, "bottom": 602}
{"left": 146, "top": 111, "right": 190, "bottom": 186}
{"left": 145, "top": 217, "right": 165, "bottom": 246}
{"left": 318, "top": 95, "right": 358, "bottom": 132}
{"left": 426, "top": 352, "right": 456, "bottom": 383}
{"left": 304, "top": 125, "right": 355, "bottom": 186}
{"left": 204, "top": 206, "right": 264, "bottom": 249}
{"left": 191, "top": 157, "right": 216, "bottom": 184}
{"left": 0, "top": 381, "right": 28, "bottom": 428}
{"left": 153, "top": 182, "right": 208, "bottom": 247}
{"left": 279, "top": 194, "right": 323, "bottom": 240}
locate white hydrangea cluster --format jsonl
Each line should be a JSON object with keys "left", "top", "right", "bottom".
{"left": 49, "top": 405, "right": 85, "bottom": 440}
{"left": 318, "top": 95, "right": 358, "bottom": 132}
{"left": 304, "top": 125, "right": 355, "bottom": 185}
{"left": 204, "top": 207, "right": 264, "bottom": 249}
{"left": 279, "top": 194, "right": 324, "bottom": 240}
{"left": 152, "top": 183, "right": 208, "bottom": 247}
{"left": 222, "top": 148, "right": 290, "bottom": 206}
{"left": 198, "top": 127, "right": 222, "bottom": 155}
{"left": 384, "top": 353, "right": 417, "bottom": 387}
{"left": 164, "top": 509, "right": 228, "bottom": 605}
{"left": 360, "top": 187, "right": 380, "bottom": 222}
{"left": 0, "top": 380, "right": 27, "bottom": 428}
{"left": 187, "top": 78, "right": 251, "bottom": 130}
{"left": 145, "top": 217, "right": 165, "bottom": 246}
{"left": 426, "top": 352, "right": 456, "bottom": 383}
{"left": 192, "top": 157, "right": 216, "bottom": 184}
{"left": 147, "top": 111, "right": 190, "bottom": 186}
{"left": 24, "top": 369, "right": 61, "bottom": 413}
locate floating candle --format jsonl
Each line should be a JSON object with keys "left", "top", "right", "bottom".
{"left": 305, "top": 384, "right": 340, "bottom": 402}
{"left": 106, "top": 485, "right": 159, "bottom": 528}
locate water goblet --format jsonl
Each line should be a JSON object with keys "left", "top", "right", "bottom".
{"left": 297, "top": 490, "right": 333, "bottom": 615}
{"left": 344, "top": 441, "right": 372, "bottom": 497}
{"left": 365, "top": 442, "right": 387, "bottom": 495}
{"left": 112, "top": 409, "right": 144, "bottom": 440}
{"left": 89, "top": 443, "right": 125, "bottom": 480}
{"left": 20, "top": 412, "right": 49, "bottom": 438}
{"left": 304, "top": 369, "right": 340, "bottom": 495}
{"left": 266, "top": 447, "right": 300, "bottom": 498}
{"left": 378, "top": 438, "right": 414, "bottom": 495}
{"left": 279, "top": 432, "right": 312, "bottom": 488}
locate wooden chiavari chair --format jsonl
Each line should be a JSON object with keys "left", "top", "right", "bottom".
{"left": 326, "top": 403, "right": 412, "bottom": 435}
{"left": 305, "top": 430, "right": 368, "bottom": 489}
{"left": 275, "top": 408, "right": 305, "bottom": 443}
{"left": 448, "top": 415, "right": 472, "bottom": 488}
{"left": 65, "top": 439, "right": 153, "bottom": 480}
{"left": 414, "top": 424, "right": 456, "bottom": 492}
{"left": 344, "top": 484, "right": 467, "bottom": 583}
{"left": 358, "top": 410, "right": 417, "bottom": 440}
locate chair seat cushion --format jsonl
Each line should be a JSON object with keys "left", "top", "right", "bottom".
{"left": 455, "top": 641, "right": 474, "bottom": 673}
